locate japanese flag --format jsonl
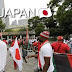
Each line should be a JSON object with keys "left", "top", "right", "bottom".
{"left": 9, "top": 38, "right": 23, "bottom": 71}
{"left": 39, "top": 8, "right": 52, "bottom": 18}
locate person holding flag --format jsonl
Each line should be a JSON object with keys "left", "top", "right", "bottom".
{"left": 51, "top": 36, "right": 70, "bottom": 72}
{"left": 9, "top": 36, "right": 22, "bottom": 71}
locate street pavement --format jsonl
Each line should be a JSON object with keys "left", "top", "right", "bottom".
{"left": 5, "top": 48, "right": 37, "bottom": 72}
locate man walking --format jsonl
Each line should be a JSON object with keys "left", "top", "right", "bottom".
{"left": 38, "top": 31, "right": 54, "bottom": 72}
{"left": 27, "top": 31, "right": 54, "bottom": 72}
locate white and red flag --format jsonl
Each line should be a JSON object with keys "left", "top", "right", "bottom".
{"left": 39, "top": 8, "right": 52, "bottom": 18}
{"left": 9, "top": 38, "right": 23, "bottom": 71}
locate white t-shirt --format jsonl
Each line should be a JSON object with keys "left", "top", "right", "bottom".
{"left": 29, "top": 39, "right": 32, "bottom": 44}
{"left": 39, "top": 41, "right": 54, "bottom": 72}
{"left": 68, "top": 41, "right": 72, "bottom": 49}
{"left": 0, "top": 40, "right": 7, "bottom": 71}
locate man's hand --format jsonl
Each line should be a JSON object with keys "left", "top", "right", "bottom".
{"left": 26, "top": 55, "right": 32, "bottom": 59}
{"left": 26, "top": 54, "right": 38, "bottom": 59}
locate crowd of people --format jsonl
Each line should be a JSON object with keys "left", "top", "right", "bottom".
{"left": 0, "top": 31, "right": 72, "bottom": 72}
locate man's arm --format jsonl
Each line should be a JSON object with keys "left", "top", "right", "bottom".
{"left": 26, "top": 54, "right": 38, "bottom": 58}
{"left": 42, "top": 57, "right": 50, "bottom": 72}
{"left": 31, "top": 44, "right": 36, "bottom": 52}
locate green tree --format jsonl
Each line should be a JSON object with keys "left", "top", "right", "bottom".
{"left": 44, "top": 17, "right": 57, "bottom": 28}
{"left": 35, "top": 24, "right": 45, "bottom": 36}
{"left": 5, "top": 29, "right": 13, "bottom": 32}
{"left": 0, "top": 18, "right": 5, "bottom": 32}
{"left": 28, "top": 16, "right": 39, "bottom": 29}
{"left": 18, "top": 28, "right": 26, "bottom": 31}
{"left": 47, "top": 0, "right": 63, "bottom": 15}
{"left": 56, "top": 0, "right": 72, "bottom": 35}
{"left": 49, "top": 28, "right": 63, "bottom": 37}
{"left": 48, "top": 0, "right": 72, "bottom": 36}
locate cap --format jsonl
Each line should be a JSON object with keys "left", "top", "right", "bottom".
{"left": 40, "top": 31, "right": 50, "bottom": 39}
{"left": 57, "top": 36, "right": 63, "bottom": 40}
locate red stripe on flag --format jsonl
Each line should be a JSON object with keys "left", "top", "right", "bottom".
{"left": 15, "top": 48, "right": 21, "bottom": 60}
{"left": 67, "top": 54, "right": 72, "bottom": 68}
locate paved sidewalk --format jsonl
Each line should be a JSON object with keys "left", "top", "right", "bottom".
{"left": 5, "top": 49, "right": 37, "bottom": 72}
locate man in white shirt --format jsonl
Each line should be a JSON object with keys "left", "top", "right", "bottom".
{"left": 39, "top": 31, "right": 54, "bottom": 72}
{"left": 26, "top": 31, "right": 54, "bottom": 72}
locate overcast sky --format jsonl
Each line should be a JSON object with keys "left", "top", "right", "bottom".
{"left": 4, "top": 0, "right": 50, "bottom": 24}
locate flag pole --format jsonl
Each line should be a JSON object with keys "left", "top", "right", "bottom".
{"left": 26, "top": 26, "right": 28, "bottom": 44}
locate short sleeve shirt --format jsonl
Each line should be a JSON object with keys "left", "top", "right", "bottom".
{"left": 0, "top": 40, "right": 7, "bottom": 71}
{"left": 33, "top": 42, "right": 38, "bottom": 46}
{"left": 39, "top": 41, "right": 54, "bottom": 72}
{"left": 51, "top": 41, "right": 70, "bottom": 53}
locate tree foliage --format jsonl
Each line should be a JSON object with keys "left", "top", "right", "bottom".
{"left": 35, "top": 24, "right": 45, "bottom": 36}
{"left": 48, "top": 0, "right": 72, "bottom": 36}
{"left": 44, "top": 17, "right": 57, "bottom": 28}
{"left": 0, "top": 18, "right": 5, "bottom": 32}
{"left": 49, "top": 28, "right": 63, "bottom": 37}
{"left": 18, "top": 28, "right": 26, "bottom": 31}
{"left": 28, "top": 16, "right": 39, "bottom": 29}
{"left": 56, "top": 0, "right": 72, "bottom": 35}
{"left": 5, "top": 29, "right": 13, "bottom": 32}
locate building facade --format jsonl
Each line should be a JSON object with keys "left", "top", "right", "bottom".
{"left": 0, "top": 0, "right": 5, "bottom": 23}
{"left": 18, "top": 19, "right": 28, "bottom": 27}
